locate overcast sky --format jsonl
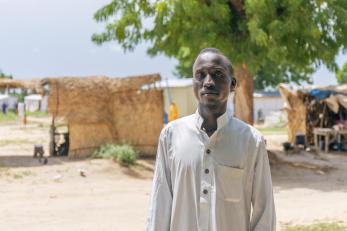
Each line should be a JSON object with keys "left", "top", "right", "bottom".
{"left": 0, "top": 0, "right": 344, "bottom": 86}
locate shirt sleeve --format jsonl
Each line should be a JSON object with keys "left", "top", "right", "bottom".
{"left": 250, "top": 137, "right": 276, "bottom": 231}
{"left": 146, "top": 127, "right": 173, "bottom": 231}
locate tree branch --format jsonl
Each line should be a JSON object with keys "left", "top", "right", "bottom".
{"left": 228, "top": 0, "right": 244, "bottom": 14}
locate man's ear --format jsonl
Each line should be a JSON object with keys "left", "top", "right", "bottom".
{"left": 230, "top": 78, "right": 237, "bottom": 92}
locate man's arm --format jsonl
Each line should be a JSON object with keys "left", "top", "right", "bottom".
{"left": 250, "top": 137, "right": 276, "bottom": 231}
{"left": 146, "top": 128, "right": 173, "bottom": 231}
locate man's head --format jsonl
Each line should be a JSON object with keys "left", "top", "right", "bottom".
{"left": 193, "top": 48, "right": 236, "bottom": 110}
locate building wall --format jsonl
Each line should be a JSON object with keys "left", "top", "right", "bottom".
{"left": 0, "top": 95, "right": 18, "bottom": 110}
{"left": 163, "top": 86, "right": 198, "bottom": 117}
{"left": 253, "top": 97, "right": 284, "bottom": 121}
{"left": 25, "top": 100, "right": 40, "bottom": 112}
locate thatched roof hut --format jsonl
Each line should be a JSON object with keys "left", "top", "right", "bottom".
{"left": 0, "top": 79, "right": 42, "bottom": 92}
{"left": 43, "top": 74, "right": 163, "bottom": 158}
{"left": 279, "top": 84, "right": 347, "bottom": 145}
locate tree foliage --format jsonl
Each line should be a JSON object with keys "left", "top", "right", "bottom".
{"left": 336, "top": 62, "right": 347, "bottom": 84}
{"left": 0, "top": 69, "right": 12, "bottom": 79}
{"left": 92, "top": 0, "right": 347, "bottom": 89}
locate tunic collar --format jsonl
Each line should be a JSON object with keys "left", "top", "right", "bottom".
{"left": 195, "top": 104, "right": 233, "bottom": 132}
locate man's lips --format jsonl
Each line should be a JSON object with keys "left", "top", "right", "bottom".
{"left": 201, "top": 91, "right": 219, "bottom": 95}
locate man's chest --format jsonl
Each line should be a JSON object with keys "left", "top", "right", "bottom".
{"left": 168, "top": 128, "right": 248, "bottom": 170}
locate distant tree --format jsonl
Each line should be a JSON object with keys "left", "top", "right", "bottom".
{"left": 92, "top": 0, "right": 347, "bottom": 124}
{"left": 0, "top": 69, "right": 13, "bottom": 79}
{"left": 336, "top": 62, "right": 347, "bottom": 84}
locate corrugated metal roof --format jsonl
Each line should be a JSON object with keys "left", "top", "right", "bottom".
{"left": 0, "top": 94, "right": 9, "bottom": 100}
{"left": 24, "top": 94, "right": 42, "bottom": 100}
{"left": 254, "top": 91, "right": 281, "bottom": 98}
{"left": 156, "top": 78, "right": 193, "bottom": 88}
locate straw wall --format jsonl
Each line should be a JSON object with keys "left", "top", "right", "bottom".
{"left": 69, "top": 123, "right": 114, "bottom": 158}
{"left": 278, "top": 85, "right": 306, "bottom": 143}
{"left": 111, "top": 89, "right": 163, "bottom": 155}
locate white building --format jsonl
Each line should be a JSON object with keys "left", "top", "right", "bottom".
{"left": 253, "top": 91, "right": 284, "bottom": 122}
{"left": 24, "top": 94, "right": 44, "bottom": 112}
{"left": 0, "top": 94, "right": 18, "bottom": 111}
{"left": 151, "top": 78, "right": 283, "bottom": 120}
{"left": 148, "top": 78, "right": 197, "bottom": 117}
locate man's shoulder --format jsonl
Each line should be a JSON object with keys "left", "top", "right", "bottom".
{"left": 230, "top": 116, "right": 264, "bottom": 143}
{"left": 160, "top": 114, "right": 196, "bottom": 135}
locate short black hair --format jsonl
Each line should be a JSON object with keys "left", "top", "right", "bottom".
{"left": 199, "top": 47, "right": 222, "bottom": 55}
{"left": 197, "top": 47, "right": 234, "bottom": 79}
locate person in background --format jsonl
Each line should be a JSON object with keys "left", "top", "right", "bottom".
{"left": 163, "top": 111, "right": 169, "bottom": 124}
{"left": 2, "top": 102, "right": 8, "bottom": 114}
{"left": 168, "top": 101, "right": 179, "bottom": 122}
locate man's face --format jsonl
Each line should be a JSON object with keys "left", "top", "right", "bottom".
{"left": 193, "top": 52, "right": 233, "bottom": 109}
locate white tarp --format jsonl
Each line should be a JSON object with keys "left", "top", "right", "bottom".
{"left": 336, "top": 94, "right": 347, "bottom": 110}
{"left": 0, "top": 94, "right": 9, "bottom": 101}
{"left": 0, "top": 94, "right": 18, "bottom": 110}
{"left": 324, "top": 94, "right": 347, "bottom": 113}
{"left": 324, "top": 95, "right": 340, "bottom": 113}
{"left": 18, "top": 102, "right": 25, "bottom": 117}
{"left": 24, "top": 94, "right": 42, "bottom": 112}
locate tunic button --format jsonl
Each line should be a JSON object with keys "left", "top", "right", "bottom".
{"left": 204, "top": 169, "right": 209, "bottom": 174}
{"left": 203, "top": 189, "right": 208, "bottom": 194}
{"left": 206, "top": 149, "right": 211, "bottom": 154}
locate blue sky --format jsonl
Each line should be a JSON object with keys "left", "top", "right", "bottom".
{"left": 0, "top": 0, "right": 344, "bottom": 86}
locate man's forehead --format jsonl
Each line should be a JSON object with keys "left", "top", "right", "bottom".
{"left": 194, "top": 52, "right": 229, "bottom": 70}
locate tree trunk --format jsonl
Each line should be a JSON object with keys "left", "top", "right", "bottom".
{"left": 233, "top": 64, "right": 254, "bottom": 125}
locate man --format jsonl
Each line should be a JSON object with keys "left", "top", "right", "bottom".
{"left": 147, "top": 48, "right": 276, "bottom": 230}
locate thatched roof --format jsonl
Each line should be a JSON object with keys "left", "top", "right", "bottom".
{"left": 303, "top": 84, "right": 347, "bottom": 95}
{"left": 41, "top": 73, "right": 160, "bottom": 92}
{"left": 0, "top": 79, "right": 42, "bottom": 92}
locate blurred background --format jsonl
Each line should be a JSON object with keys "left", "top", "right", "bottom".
{"left": 1, "top": 0, "right": 347, "bottom": 230}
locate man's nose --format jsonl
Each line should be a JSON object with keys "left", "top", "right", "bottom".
{"left": 203, "top": 74, "right": 215, "bottom": 87}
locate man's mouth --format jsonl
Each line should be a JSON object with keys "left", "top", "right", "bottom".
{"left": 201, "top": 91, "right": 219, "bottom": 96}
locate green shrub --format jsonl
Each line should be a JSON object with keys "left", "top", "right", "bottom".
{"left": 93, "top": 143, "right": 138, "bottom": 167}
{"left": 92, "top": 144, "right": 119, "bottom": 159}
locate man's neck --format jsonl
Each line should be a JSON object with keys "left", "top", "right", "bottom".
{"left": 198, "top": 103, "right": 227, "bottom": 136}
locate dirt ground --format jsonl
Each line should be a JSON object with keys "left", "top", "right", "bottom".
{"left": 1, "top": 118, "right": 347, "bottom": 231}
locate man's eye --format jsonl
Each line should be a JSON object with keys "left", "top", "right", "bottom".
{"left": 213, "top": 71, "right": 223, "bottom": 78}
{"left": 195, "top": 72, "right": 204, "bottom": 80}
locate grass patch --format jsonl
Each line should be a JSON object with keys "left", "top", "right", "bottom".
{"left": 256, "top": 126, "right": 287, "bottom": 135}
{"left": 21, "top": 170, "right": 33, "bottom": 176}
{"left": 93, "top": 143, "right": 138, "bottom": 167}
{"left": 0, "top": 167, "right": 32, "bottom": 179}
{"left": 26, "top": 111, "right": 48, "bottom": 117}
{"left": 283, "top": 222, "right": 347, "bottom": 231}
{"left": 0, "top": 111, "right": 18, "bottom": 122}
{"left": 0, "top": 166, "right": 11, "bottom": 177}
{"left": 12, "top": 173, "right": 24, "bottom": 179}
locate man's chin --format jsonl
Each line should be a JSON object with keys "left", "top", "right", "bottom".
{"left": 200, "top": 100, "right": 220, "bottom": 108}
